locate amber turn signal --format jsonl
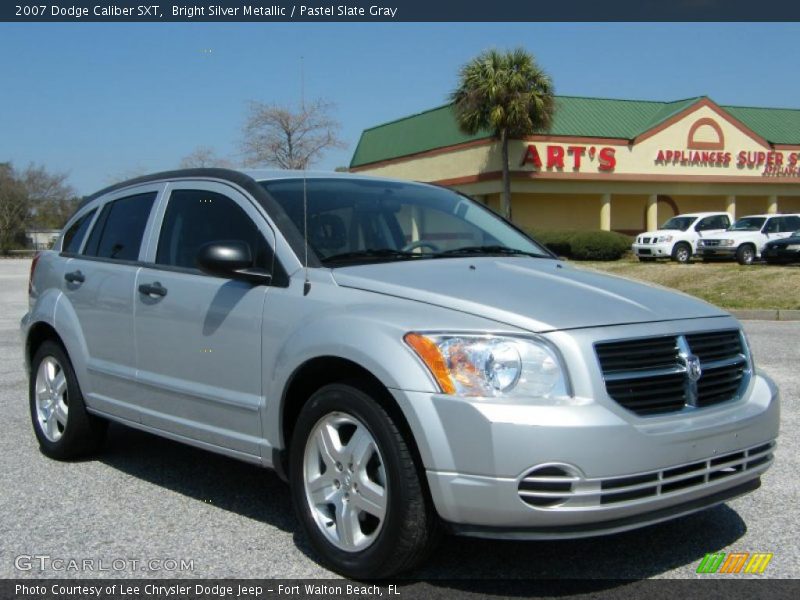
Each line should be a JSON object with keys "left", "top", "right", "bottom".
{"left": 403, "top": 333, "right": 456, "bottom": 395}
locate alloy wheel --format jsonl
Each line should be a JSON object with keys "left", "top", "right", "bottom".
{"left": 303, "top": 412, "right": 387, "bottom": 552}
{"left": 35, "top": 356, "right": 69, "bottom": 442}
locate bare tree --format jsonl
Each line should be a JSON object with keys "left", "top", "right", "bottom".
{"left": 21, "top": 164, "right": 79, "bottom": 229}
{"left": 240, "top": 99, "right": 345, "bottom": 169}
{"left": 0, "top": 163, "right": 29, "bottom": 253}
{"left": 180, "top": 146, "right": 233, "bottom": 169}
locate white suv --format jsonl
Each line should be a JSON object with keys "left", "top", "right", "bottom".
{"left": 697, "top": 214, "right": 800, "bottom": 265}
{"left": 632, "top": 212, "right": 731, "bottom": 264}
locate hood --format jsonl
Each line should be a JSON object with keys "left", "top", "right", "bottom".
{"left": 769, "top": 235, "right": 800, "bottom": 246}
{"left": 639, "top": 229, "right": 684, "bottom": 239}
{"left": 703, "top": 230, "right": 759, "bottom": 240}
{"left": 331, "top": 257, "right": 726, "bottom": 332}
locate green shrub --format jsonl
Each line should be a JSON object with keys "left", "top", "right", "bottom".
{"left": 527, "top": 229, "right": 633, "bottom": 261}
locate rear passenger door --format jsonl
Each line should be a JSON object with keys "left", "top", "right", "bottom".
{"left": 133, "top": 182, "right": 273, "bottom": 457}
{"left": 61, "top": 185, "right": 162, "bottom": 421}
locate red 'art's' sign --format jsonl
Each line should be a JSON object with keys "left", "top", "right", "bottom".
{"left": 521, "top": 144, "right": 616, "bottom": 172}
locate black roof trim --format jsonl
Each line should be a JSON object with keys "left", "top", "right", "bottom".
{"left": 77, "top": 168, "right": 319, "bottom": 268}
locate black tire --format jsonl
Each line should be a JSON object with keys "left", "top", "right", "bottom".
{"left": 637, "top": 256, "right": 656, "bottom": 262}
{"left": 672, "top": 242, "right": 692, "bottom": 264}
{"left": 289, "top": 382, "right": 440, "bottom": 578}
{"left": 736, "top": 244, "right": 756, "bottom": 266}
{"left": 29, "top": 340, "right": 107, "bottom": 460}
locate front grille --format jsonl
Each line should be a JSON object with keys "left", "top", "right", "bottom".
{"left": 702, "top": 239, "right": 722, "bottom": 247}
{"left": 595, "top": 330, "right": 749, "bottom": 416}
{"left": 517, "top": 442, "right": 774, "bottom": 509}
{"left": 642, "top": 237, "right": 652, "bottom": 244}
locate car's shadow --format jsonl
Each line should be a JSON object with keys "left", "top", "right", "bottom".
{"left": 99, "top": 422, "right": 747, "bottom": 590}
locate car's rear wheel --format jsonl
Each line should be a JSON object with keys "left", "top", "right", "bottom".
{"left": 29, "top": 340, "right": 107, "bottom": 459}
{"left": 672, "top": 242, "right": 692, "bottom": 264}
{"left": 736, "top": 244, "right": 756, "bottom": 265}
{"left": 289, "top": 382, "right": 439, "bottom": 578}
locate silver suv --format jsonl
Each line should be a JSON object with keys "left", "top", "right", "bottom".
{"left": 22, "top": 169, "right": 779, "bottom": 578}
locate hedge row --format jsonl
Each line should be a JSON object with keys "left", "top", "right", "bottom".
{"left": 526, "top": 229, "right": 633, "bottom": 261}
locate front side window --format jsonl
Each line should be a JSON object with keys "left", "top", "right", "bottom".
{"left": 62, "top": 209, "right": 96, "bottom": 253}
{"left": 83, "top": 192, "right": 156, "bottom": 261}
{"left": 763, "top": 218, "right": 780, "bottom": 234}
{"left": 660, "top": 216, "right": 695, "bottom": 231}
{"left": 261, "top": 178, "right": 549, "bottom": 265}
{"left": 730, "top": 217, "right": 766, "bottom": 231}
{"left": 156, "top": 189, "right": 270, "bottom": 270}
{"left": 696, "top": 215, "right": 729, "bottom": 231}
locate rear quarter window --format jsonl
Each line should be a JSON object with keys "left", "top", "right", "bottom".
{"left": 61, "top": 209, "right": 96, "bottom": 254}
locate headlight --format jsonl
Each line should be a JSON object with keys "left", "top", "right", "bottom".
{"left": 721, "top": 239, "right": 735, "bottom": 247}
{"left": 404, "top": 333, "right": 570, "bottom": 399}
{"left": 787, "top": 244, "right": 800, "bottom": 251}
{"left": 657, "top": 235, "right": 673, "bottom": 243}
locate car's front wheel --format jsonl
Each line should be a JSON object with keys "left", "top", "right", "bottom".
{"left": 736, "top": 244, "right": 756, "bottom": 265}
{"left": 29, "top": 340, "right": 107, "bottom": 459}
{"left": 672, "top": 242, "right": 692, "bottom": 264}
{"left": 289, "top": 382, "right": 439, "bottom": 578}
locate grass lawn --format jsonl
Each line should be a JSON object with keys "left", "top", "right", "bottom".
{"left": 577, "top": 256, "right": 798, "bottom": 310}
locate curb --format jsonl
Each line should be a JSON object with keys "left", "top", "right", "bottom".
{"left": 729, "top": 309, "right": 800, "bottom": 321}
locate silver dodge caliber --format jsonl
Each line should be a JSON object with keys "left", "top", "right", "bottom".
{"left": 22, "top": 169, "right": 779, "bottom": 577}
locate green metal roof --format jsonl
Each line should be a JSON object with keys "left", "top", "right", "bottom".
{"left": 350, "top": 95, "right": 800, "bottom": 168}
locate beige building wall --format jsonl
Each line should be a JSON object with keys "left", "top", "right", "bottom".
{"left": 512, "top": 193, "right": 602, "bottom": 231}
{"left": 736, "top": 196, "right": 769, "bottom": 216}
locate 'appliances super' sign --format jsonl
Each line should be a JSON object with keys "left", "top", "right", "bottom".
{"left": 655, "top": 149, "right": 800, "bottom": 177}
{"left": 520, "top": 144, "right": 616, "bottom": 171}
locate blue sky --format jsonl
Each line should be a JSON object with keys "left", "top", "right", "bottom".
{"left": 1, "top": 22, "right": 799, "bottom": 195}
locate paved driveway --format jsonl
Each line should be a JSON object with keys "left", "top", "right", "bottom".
{"left": 0, "top": 259, "right": 796, "bottom": 580}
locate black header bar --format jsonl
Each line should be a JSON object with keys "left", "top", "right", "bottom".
{"left": 3, "top": 1, "right": 800, "bottom": 22}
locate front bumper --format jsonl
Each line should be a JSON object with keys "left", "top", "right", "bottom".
{"left": 397, "top": 369, "right": 779, "bottom": 538}
{"left": 698, "top": 247, "right": 737, "bottom": 258}
{"left": 763, "top": 247, "right": 800, "bottom": 262}
{"left": 632, "top": 242, "right": 673, "bottom": 258}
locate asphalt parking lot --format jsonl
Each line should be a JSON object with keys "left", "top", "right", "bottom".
{"left": 1, "top": 258, "right": 798, "bottom": 581}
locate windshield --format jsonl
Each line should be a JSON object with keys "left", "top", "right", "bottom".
{"left": 660, "top": 216, "right": 696, "bottom": 231}
{"left": 260, "top": 178, "right": 550, "bottom": 265}
{"left": 729, "top": 217, "right": 766, "bottom": 231}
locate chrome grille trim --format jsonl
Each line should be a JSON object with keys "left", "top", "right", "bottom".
{"left": 517, "top": 442, "right": 774, "bottom": 510}
{"left": 595, "top": 329, "right": 751, "bottom": 416}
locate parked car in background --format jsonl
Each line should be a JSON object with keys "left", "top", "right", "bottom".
{"left": 21, "top": 169, "right": 779, "bottom": 577}
{"left": 763, "top": 231, "right": 800, "bottom": 264}
{"left": 697, "top": 214, "right": 800, "bottom": 265}
{"left": 632, "top": 212, "right": 731, "bottom": 264}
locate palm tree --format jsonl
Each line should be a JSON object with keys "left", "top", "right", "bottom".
{"left": 451, "top": 48, "right": 555, "bottom": 221}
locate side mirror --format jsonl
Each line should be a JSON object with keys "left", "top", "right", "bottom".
{"left": 196, "top": 241, "right": 271, "bottom": 284}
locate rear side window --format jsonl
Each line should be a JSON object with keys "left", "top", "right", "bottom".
{"left": 156, "top": 189, "right": 270, "bottom": 270}
{"left": 61, "top": 209, "right": 96, "bottom": 253}
{"left": 780, "top": 216, "right": 800, "bottom": 232}
{"left": 83, "top": 192, "right": 157, "bottom": 261}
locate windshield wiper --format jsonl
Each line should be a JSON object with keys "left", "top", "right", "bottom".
{"left": 321, "top": 249, "right": 432, "bottom": 264}
{"left": 437, "top": 245, "right": 547, "bottom": 258}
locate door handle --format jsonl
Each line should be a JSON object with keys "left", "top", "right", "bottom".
{"left": 138, "top": 281, "right": 168, "bottom": 297}
{"left": 64, "top": 270, "right": 85, "bottom": 283}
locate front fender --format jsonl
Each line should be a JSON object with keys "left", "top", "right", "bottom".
{"left": 262, "top": 283, "right": 515, "bottom": 466}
